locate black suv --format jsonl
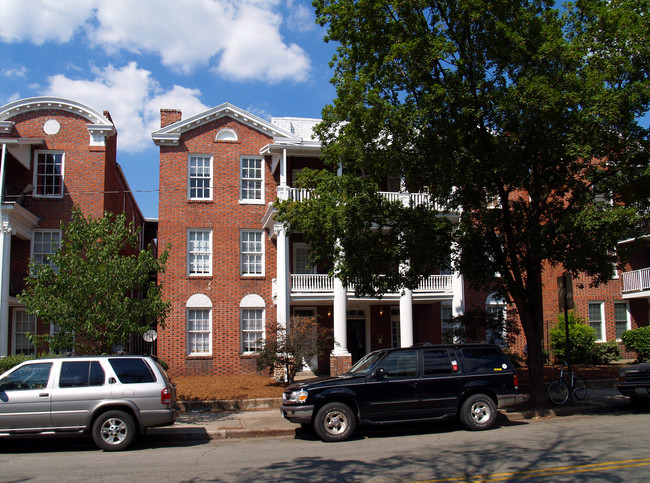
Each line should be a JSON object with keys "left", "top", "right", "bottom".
{"left": 280, "top": 343, "right": 521, "bottom": 441}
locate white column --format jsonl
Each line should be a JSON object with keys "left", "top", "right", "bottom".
{"left": 452, "top": 271, "right": 465, "bottom": 317}
{"left": 275, "top": 224, "right": 290, "bottom": 330}
{"left": 331, "top": 276, "right": 349, "bottom": 356}
{"left": 399, "top": 288, "right": 414, "bottom": 347}
{"left": 0, "top": 215, "right": 12, "bottom": 357}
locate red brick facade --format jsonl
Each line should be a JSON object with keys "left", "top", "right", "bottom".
{"left": 0, "top": 97, "right": 146, "bottom": 356}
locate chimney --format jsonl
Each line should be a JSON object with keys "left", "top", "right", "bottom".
{"left": 160, "top": 109, "right": 182, "bottom": 128}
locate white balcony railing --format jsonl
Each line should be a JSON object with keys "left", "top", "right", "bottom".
{"left": 290, "top": 274, "right": 453, "bottom": 295}
{"left": 285, "top": 187, "right": 442, "bottom": 210}
{"left": 622, "top": 268, "right": 650, "bottom": 293}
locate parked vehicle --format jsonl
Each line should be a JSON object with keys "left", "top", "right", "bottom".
{"left": 0, "top": 356, "right": 177, "bottom": 451}
{"left": 617, "top": 362, "right": 650, "bottom": 406}
{"left": 280, "top": 343, "right": 522, "bottom": 442}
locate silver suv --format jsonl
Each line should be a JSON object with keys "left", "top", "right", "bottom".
{"left": 0, "top": 356, "right": 177, "bottom": 451}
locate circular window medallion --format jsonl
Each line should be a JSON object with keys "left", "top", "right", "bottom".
{"left": 43, "top": 119, "right": 61, "bottom": 135}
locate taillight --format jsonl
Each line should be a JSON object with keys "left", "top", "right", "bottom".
{"left": 513, "top": 374, "right": 519, "bottom": 389}
{"left": 161, "top": 387, "right": 171, "bottom": 405}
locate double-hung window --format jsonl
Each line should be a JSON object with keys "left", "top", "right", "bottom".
{"left": 188, "top": 229, "right": 212, "bottom": 276}
{"left": 240, "top": 157, "right": 263, "bottom": 203}
{"left": 13, "top": 309, "right": 36, "bottom": 355}
{"left": 34, "top": 151, "right": 64, "bottom": 197}
{"left": 188, "top": 155, "right": 212, "bottom": 200}
{"left": 187, "top": 308, "right": 212, "bottom": 355}
{"left": 241, "top": 230, "right": 263, "bottom": 276}
{"left": 32, "top": 230, "right": 61, "bottom": 269}
{"left": 241, "top": 308, "right": 264, "bottom": 353}
{"left": 614, "top": 302, "right": 630, "bottom": 340}
{"left": 588, "top": 302, "right": 605, "bottom": 342}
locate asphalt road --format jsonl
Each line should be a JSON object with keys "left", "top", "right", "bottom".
{"left": 1, "top": 410, "right": 649, "bottom": 482}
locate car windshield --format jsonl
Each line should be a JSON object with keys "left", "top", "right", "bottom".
{"left": 346, "top": 351, "right": 385, "bottom": 376}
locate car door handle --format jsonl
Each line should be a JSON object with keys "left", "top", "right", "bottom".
{"left": 39, "top": 393, "right": 49, "bottom": 398}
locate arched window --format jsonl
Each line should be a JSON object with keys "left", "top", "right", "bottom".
{"left": 187, "top": 294, "right": 212, "bottom": 356}
{"left": 215, "top": 129, "right": 237, "bottom": 142}
{"left": 486, "top": 293, "right": 507, "bottom": 346}
{"left": 240, "top": 294, "right": 265, "bottom": 353}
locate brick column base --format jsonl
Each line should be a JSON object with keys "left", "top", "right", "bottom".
{"left": 330, "top": 354, "right": 352, "bottom": 376}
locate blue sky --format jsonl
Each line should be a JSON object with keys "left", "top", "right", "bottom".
{"left": 0, "top": 0, "right": 337, "bottom": 218}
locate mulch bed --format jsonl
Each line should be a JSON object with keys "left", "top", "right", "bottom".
{"left": 174, "top": 364, "right": 626, "bottom": 401}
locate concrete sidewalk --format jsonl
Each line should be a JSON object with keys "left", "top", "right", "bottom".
{"left": 156, "top": 381, "right": 633, "bottom": 441}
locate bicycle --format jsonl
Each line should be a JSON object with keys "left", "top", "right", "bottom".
{"left": 546, "top": 361, "right": 588, "bottom": 405}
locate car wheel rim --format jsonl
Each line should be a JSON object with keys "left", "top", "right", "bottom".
{"left": 470, "top": 401, "right": 490, "bottom": 424}
{"left": 100, "top": 418, "right": 128, "bottom": 445}
{"left": 324, "top": 410, "right": 347, "bottom": 435}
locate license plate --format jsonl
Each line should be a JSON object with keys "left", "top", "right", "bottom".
{"left": 635, "top": 387, "right": 648, "bottom": 395}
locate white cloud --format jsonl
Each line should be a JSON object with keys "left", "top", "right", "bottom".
{"left": 1, "top": 66, "right": 27, "bottom": 78}
{"left": 42, "top": 62, "right": 209, "bottom": 153}
{"left": 1, "top": 0, "right": 312, "bottom": 85}
{"left": 286, "top": 3, "right": 315, "bottom": 33}
{"left": 91, "top": 0, "right": 311, "bottom": 81}
{"left": 216, "top": 3, "right": 311, "bottom": 83}
{"left": 0, "top": 0, "right": 96, "bottom": 44}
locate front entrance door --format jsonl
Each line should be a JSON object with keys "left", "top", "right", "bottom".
{"left": 347, "top": 317, "right": 366, "bottom": 364}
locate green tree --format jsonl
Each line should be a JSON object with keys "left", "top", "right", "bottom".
{"left": 278, "top": 0, "right": 650, "bottom": 404}
{"left": 19, "top": 207, "right": 170, "bottom": 354}
{"left": 549, "top": 311, "right": 597, "bottom": 364}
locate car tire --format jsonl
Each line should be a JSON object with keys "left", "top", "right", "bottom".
{"left": 314, "top": 402, "right": 356, "bottom": 442}
{"left": 92, "top": 410, "right": 137, "bottom": 451}
{"left": 460, "top": 394, "right": 497, "bottom": 431}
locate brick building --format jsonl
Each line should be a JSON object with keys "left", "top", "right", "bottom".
{"left": 0, "top": 97, "right": 150, "bottom": 356}
{"left": 153, "top": 103, "right": 505, "bottom": 378}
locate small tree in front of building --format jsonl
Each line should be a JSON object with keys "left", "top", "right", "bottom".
{"left": 255, "top": 316, "right": 333, "bottom": 384}
{"left": 19, "top": 207, "right": 170, "bottom": 354}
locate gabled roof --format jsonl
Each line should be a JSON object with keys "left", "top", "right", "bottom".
{"left": 0, "top": 97, "right": 115, "bottom": 138}
{"left": 151, "top": 102, "right": 296, "bottom": 146}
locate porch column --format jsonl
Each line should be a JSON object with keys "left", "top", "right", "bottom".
{"left": 0, "top": 213, "right": 12, "bottom": 357}
{"left": 330, "top": 276, "right": 351, "bottom": 375}
{"left": 452, "top": 271, "right": 465, "bottom": 317}
{"left": 399, "top": 288, "right": 414, "bottom": 347}
{"left": 275, "top": 224, "right": 290, "bottom": 329}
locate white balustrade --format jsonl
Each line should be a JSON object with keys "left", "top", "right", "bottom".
{"left": 622, "top": 268, "right": 650, "bottom": 293}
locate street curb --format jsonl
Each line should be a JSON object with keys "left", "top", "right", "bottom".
{"left": 178, "top": 398, "right": 282, "bottom": 412}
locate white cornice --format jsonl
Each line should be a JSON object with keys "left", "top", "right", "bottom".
{"left": 151, "top": 102, "right": 294, "bottom": 146}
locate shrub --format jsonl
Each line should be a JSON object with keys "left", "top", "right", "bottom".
{"left": 0, "top": 354, "right": 34, "bottom": 374}
{"left": 549, "top": 311, "right": 597, "bottom": 364}
{"left": 591, "top": 340, "right": 621, "bottom": 365}
{"left": 621, "top": 326, "right": 650, "bottom": 362}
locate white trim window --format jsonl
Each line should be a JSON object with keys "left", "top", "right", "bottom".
{"left": 31, "top": 230, "right": 61, "bottom": 269}
{"left": 240, "top": 157, "right": 263, "bottom": 203}
{"left": 34, "top": 150, "right": 64, "bottom": 197}
{"left": 241, "top": 230, "right": 263, "bottom": 276}
{"left": 441, "top": 303, "right": 454, "bottom": 343}
{"left": 188, "top": 155, "right": 212, "bottom": 200}
{"left": 188, "top": 229, "right": 212, "bottom": 276}
{"left": 13, "top": 309, "right": 36, "bottom": 355}
{"left": 588, "top": 302, "right": 605, "bottom": 342}
{"left": 187, "top": 309, "right": 212, "bottom": 356}
{"left": 614, "top": 302, "right": 630, "bottom": 340}
{"left": 240, "top": 294, "right": 266, "bottom": 354}
{"left": 293, "top": 243, "right": 316, "bottom": 274}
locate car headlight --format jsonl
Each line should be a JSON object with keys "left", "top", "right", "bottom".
{"left": 283, "top": 389, "right": 309, "bottom": 404}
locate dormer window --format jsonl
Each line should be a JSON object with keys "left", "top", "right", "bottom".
{"left": 215, "top": 129, "right": 238, "bottom": 142}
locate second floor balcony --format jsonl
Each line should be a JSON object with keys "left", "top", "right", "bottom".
{"left": 622, "top": 267, "right": 650, "bottom": 299}
{"left": 285, "top": 273, "right": 455, "bottom": 301}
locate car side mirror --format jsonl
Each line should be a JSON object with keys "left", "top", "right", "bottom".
{"left": 374, "top": 368, "right": 386, "bottom": 379}
{"left": 108, "top": 377, "right": 117, "bottom": 384}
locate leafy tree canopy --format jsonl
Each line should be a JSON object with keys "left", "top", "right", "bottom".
{"left": 278, "top": 0, "right": 650, "bottom": 403}
{"left": 19, "top": 207, "right": 170, "bottom": 354}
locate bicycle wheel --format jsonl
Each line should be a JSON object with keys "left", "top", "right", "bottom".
{"left": 572, "top": 376, "right": 587, "bottom": 400}
{"left": 547, "top": 378, "right": 569, "bottom": 405}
